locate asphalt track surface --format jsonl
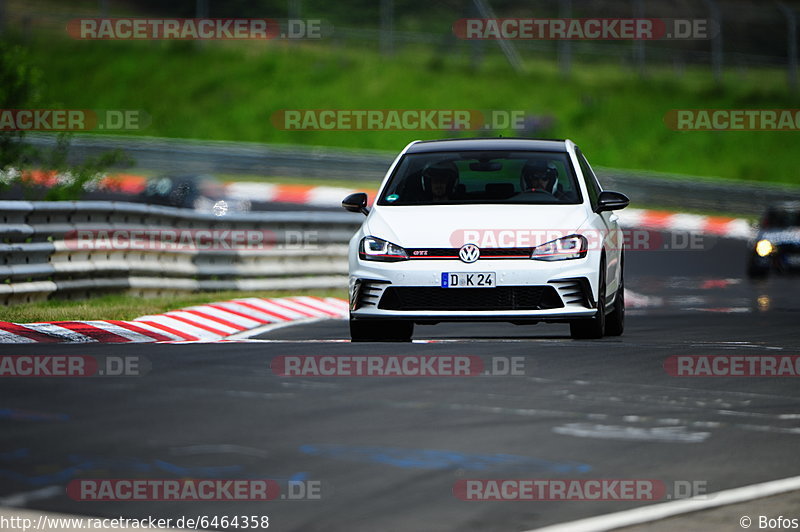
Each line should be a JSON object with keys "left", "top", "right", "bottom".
{"left": 1, "top": 232, "right": 799, "bottom": 531}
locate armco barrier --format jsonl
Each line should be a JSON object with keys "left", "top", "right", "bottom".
{"left": 0, "top": 200, "right": 362, "bottom": 305}
{"left": 0, "top": 199, "right": 756, "bottom": 307}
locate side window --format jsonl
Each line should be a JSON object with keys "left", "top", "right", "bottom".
{"left": 576, "top": 149, "right": 602, "bottom": 210}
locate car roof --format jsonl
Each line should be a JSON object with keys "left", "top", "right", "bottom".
{"left": 405, "top": 138, "right": 569, "bottom": 154}
{"left": 766, "top": 201, "right": 800, "bottom": 212}
{"left": 160, "top": 174, "right": 217, "bottom": 181}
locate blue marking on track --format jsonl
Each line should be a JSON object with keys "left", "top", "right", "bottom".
{"left": 0, "top": 451, "right": 310, "bottom": 487}
{"left": 298, "top": 444, "right": 591, "bottom": 473}
{"left": 0, "top": 449, "right": 29, "bottom": 461}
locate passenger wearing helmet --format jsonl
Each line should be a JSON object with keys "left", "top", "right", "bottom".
{"left": 422, "top": 163, "right": 458, "bottom": 202}
{"left": 521, "top": 160, "right": 564, "bottom": 198}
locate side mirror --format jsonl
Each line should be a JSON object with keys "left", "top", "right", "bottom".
{"left": 595, "top": 190, "right": 630, "bottom": 213}
{"left": 342, "top": 192, "right": 369, "bottom": 215}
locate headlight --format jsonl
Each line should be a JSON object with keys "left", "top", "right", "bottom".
{"left": 755, "top": 239, "right": 774, "bottom": 257}
{"left": 531, "top": 235, "right": 587, "bottom": 261}
{"left": 359, "top": 236, "right": 408, "bottom": 262}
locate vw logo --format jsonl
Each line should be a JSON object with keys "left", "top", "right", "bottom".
{"left": 459, "top": 244, "right": 480, "bottom": 263}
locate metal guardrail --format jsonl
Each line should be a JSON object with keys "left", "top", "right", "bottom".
{"left": 592, "top": 170, "right": 800, "bottom": 217}
{"left": 26, "top": 134, "right": 394, "bottom": 180}
{"left": 0, "top": 200, "right": 362, "bottom": 306}
{"left": 25, "top": 134, "right": 800, "bottom": 216}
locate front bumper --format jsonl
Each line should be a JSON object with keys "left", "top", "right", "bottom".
{"left": 750, "top": 247, "right": 800, "bottom": 273}
{"left": 349, "top": 258, "right": 599, "bottom": 322}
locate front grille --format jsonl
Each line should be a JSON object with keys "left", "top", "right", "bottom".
{"left": 378, "top": 286, "right": 564, "bottom": 311}
{"left": 776, "top": 243, "right": 800, "bottom": 254}
{"left": 406, "top": 248, "right": 533, "bottom": 259}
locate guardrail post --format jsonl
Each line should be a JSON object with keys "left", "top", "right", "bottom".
{"left": 632, "top": 0, "right": 645, "bottom": 77}
{"left": 558, "top": 0, "right": 572, "bottom": 77}
{"left": 778, "top": 2, "right": 798, "bottom": 92}
{"left": 702, "top": 0, "right": 723, "bottom": 84}
{"left": 0, "top": 0, "right": 5, "bottom": 34}
{"left": 196, "top": 0, "right": 208, "bottom": 18}
{"left": 473, "top": 0, "right": 524, "bottom": 73}
{"left": 288, "top": 0, "right": 301, "bottom": 20}
{"left": 380, "top": 0, "right": 394, "bottom": 56}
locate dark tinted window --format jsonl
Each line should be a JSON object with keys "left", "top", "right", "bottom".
{"left": 378, "top": 151, "right": 582, "bottom": 206}
{"left": 762, "top": 208, "right": 800, "bottom": 228}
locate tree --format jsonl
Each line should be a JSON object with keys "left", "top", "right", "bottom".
{"left": 0, "top": 41, "right": 129, "bottom": 200}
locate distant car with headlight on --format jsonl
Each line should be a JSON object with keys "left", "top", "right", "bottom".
{"left": 748, "top": 202, "right": 800, "bottom": 278}
{"left": 342, "top": 138, "right": 630, "bottom": 341}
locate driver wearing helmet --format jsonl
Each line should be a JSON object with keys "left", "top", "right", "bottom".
{"left": 422, "top": 162, "right": 458, "bottom": 202}
{"left": 521, "top": 160, "right": 564, "bottom": 198}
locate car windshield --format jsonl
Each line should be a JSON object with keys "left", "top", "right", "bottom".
{"left": 762, "top": 208, "right": 800, "bottom": 229}
{"left": 378, "top": 150, "right": 582, "bottom": 206}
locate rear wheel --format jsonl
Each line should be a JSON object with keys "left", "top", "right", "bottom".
{"left": 570, "top": 261, "right": 606, "bottom": 340}
{"left": 349, "top": 318, "right": 414, "bottom": 342}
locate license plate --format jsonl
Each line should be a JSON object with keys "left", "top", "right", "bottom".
{"left": 441, "top": 272, "right": 496, "bottom": 288}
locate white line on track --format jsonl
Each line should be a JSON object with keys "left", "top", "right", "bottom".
{"left": 225, "top": 317, "right": 333, "bottom": 339}
{"left": 527, "top": 475, "right": 800, "bottom": 532}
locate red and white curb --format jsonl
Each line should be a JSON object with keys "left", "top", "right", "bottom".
{"left": 0, "top": 296, "right": 349, "bottom": 344}
{"left": 225, "top": 182, "right": 373, "bottom": 209}
{"left": 617, "top": 208, "right": 754, "bottom": 239}
{"left": 624, "top": 289, "right": 664, "bottom": 309}
{"left": 0, "top": 291, "right": 667, "bottom": 344}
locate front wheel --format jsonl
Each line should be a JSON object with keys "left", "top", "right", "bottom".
{"left": 570, "top": 262, "right": 606, "bottom": 339}
{"left": 350, "top": 318, "right": 414, "bottom": 342}
{"left": 604, "top": 268, "right": 625, "bottom": 337}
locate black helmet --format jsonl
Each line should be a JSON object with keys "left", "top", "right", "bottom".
{"left": 422, "top": 162, "right": 458, "bottom": 193}
{"left": 521, "top": 160, "right": 558, "bottom": 191}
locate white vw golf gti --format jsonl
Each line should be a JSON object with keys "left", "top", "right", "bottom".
{"left": 342, "top": 138, "right": 629, "bottom": 341}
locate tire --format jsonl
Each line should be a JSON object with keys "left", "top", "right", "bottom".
{"left": 604, "top": 262, "right": 625, "bottom": 337}
{"left": 350, "top": 318, "right": 414, "bottom": 342}
{"left": 570, "top": 260, "right": 606, "bottom": 340}
{"left": 747, "top": 263, "right": 769, "bottom": 279}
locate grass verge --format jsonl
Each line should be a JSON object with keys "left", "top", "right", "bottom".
{"left": 0, "top": 289, "right": 348, "bottom": 323}
{"left": 12, "top": 34, "right": 800, "bottom": 185}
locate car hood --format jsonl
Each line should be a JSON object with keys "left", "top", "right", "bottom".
{"left": 364, "top": 204, "right": 590, "bottom": 248}
{"left": 759, "top": 228, "right": 800, "bottom": 246}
